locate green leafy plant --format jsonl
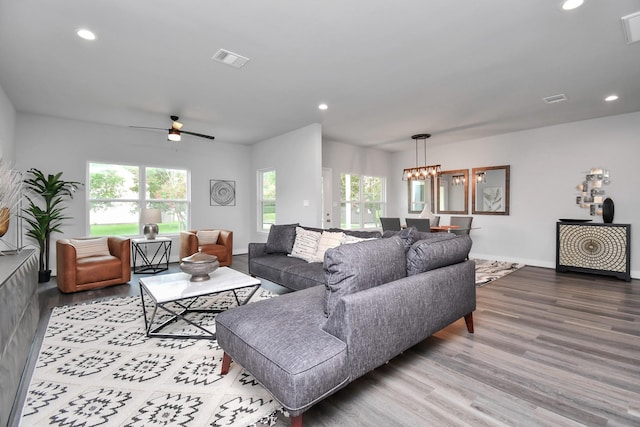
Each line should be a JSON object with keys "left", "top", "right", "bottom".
{"left": 22, "top": 168, "right": 82, "bottom": 282}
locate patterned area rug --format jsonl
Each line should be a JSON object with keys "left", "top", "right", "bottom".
{"left": 21, "top": 289, "right": 282, "bottom": 427}
{"left": 474, "top": 259, "right": 525, "bottom": 287}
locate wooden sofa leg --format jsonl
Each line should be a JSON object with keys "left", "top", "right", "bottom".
{"left": 290, "top": 414, "right": 303, "bottom": 427}
{"left": 221, "top": 352, "right": 232, "bottom": 375}
{"left": 464, "top": 312, "right": 474, "bottom": 333}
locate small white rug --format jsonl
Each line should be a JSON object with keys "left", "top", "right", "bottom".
{"left": 474, "top": 259, "right": 525, "bottom": 287}
{"left": 21, "top": 289, "right": 281, "bottom": 427}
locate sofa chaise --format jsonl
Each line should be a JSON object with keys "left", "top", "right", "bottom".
{"left": 216, "top": 230, "right": 475, "bottom": 426}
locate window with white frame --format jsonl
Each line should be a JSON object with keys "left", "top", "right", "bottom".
{"left": 88, "top": 162, "right": 189, "bottom": 236}
{"left": 340, "top": 173, "right": 385, "bottom": 229}
{"left": 259, "top": 169, "right": 276, "bottom": 231}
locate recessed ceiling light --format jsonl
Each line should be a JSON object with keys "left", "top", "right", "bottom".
{"left": 318, "top": 103, "right": 328, "bottom": 110}
{"left": 77, "top": 29, "right": 96, "bottom": 41}
{"left": 561, "top": 0, "right": 584, "bottom": 11}
{"left": 605, "top": 94, "right": 619, "bottom": 102}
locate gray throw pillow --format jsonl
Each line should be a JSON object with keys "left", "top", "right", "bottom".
{"left": 382, "top": 227, "right": 419, "bottom": 252}
{"left": 265, "top": 223, "right": 299, "bottom": 254}
{"left": 324, "top": 236, "right": 407, "bottom": 317}
{"left": 406, "top": 235, "right": 472, "bottom": 276}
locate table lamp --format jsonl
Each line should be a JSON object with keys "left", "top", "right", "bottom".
{"left": 140, "top": 208, "right": 162, "bottom": 239}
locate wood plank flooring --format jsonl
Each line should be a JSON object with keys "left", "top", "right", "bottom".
{"left": 11, "top": 258, "right": 640, "bottom": 427}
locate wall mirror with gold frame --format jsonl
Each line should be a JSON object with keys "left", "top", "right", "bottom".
{"left": 437, "top": 169, "right": 468, "bottom": 214}
{"left": 472, "top": 165, "right": 510, "bottom": 215}
{"left": 407, "top": 178, "right": 434, "bottom": 214}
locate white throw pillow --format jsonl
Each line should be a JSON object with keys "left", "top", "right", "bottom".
{"left": 341, "top": 234, "right": 376, "bottom": 245}
{"left": 289, "top": 227, "right": 321, "bottom": 262}
{"left": 312, "top": 231, "right": 344, "bottom": 262}
{"left": 70, "top": 237, "right": 110, "bottom": 259}
{"left": 197, "top": 230, "right": 220, "bottom": 245}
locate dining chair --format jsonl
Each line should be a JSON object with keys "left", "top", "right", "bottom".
{"left": 405, "top": 218, "right": 431, "bottom": 232}
{"left": 380, "top": 217, "right": 402, "bottom": 232}
{"left": 431, "top": 216, "right": 440, "bottom": 227}
{"left": 449, "top": 216, "right": 473, "bottom": 235}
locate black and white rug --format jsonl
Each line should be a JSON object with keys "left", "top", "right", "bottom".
{"left": 21, "top": 289, "right": 281, "bottom": 427}
{"left": 474, "top": 259, "right": 525, "bottom": 287}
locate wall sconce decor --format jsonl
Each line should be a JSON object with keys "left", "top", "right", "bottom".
{"left": 576, "top": 168, "right": 611, "bottom": 218}
{"left": 402, "top": 134, "right": 441, "bottom": 180}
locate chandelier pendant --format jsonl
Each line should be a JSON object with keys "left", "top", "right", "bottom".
{"left": 402, "top": 133, "right": 441, "bottom": 180}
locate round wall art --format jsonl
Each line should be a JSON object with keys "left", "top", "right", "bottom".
{"left": 210, "top": 180, "right": 236, "bottom": 206}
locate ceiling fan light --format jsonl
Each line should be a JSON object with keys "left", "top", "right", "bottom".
{"left": 168, "top": 128, "right": 181, "bottom": 142}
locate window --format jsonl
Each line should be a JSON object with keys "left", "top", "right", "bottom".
{"left": 88, "top": 162, "right": 189, "bottom": 237}
{"left": 259, "top": 169, "right": 276, "bottom": 231}
{"left": 340, "top": 173, "right": 385, "bottom": 229}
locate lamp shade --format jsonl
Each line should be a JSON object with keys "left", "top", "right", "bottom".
{"left": 140, "top": 208, "right": 162, "bottom": 225}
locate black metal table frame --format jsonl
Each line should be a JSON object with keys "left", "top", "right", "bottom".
{"left": 139, "top": 283, "right": 260, "bottom": 340}
{"left": 132, "top": 238, "right": 171, "bottom": 274}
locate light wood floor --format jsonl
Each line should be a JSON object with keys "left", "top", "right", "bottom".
{"left": 12, "top": 258, "right": 640, "bottom": 427}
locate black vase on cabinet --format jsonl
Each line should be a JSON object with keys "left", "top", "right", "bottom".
{"left": 602, "top": 198, "right": 614, "bottom": 224}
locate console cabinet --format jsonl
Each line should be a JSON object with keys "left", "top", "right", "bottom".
{"left": 556, "top": 222, "right": 631, "bottom": 281}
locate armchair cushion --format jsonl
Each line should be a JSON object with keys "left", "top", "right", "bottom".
{"left": 69, "top": 237, "right": 110, "bottom": 259}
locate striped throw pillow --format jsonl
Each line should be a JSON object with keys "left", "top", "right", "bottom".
{"left": 70, "top": 237, "right": 110, "bottom": 259}
{"left": 289, "top": 227, "right": 321, "bottom": 262}
{"left": 197, "top": 230, "right": 220, "bottom": 245}
{"left": 312, "top": 231, "right": 344, "bottom": 262}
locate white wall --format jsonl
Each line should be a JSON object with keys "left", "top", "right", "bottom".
{"left": 14, "top": 113, "right": 253, "bottom": 272}
{"left": 322, "top": 140, "right": 393, "bottom": 228}
{"left": 250, "top": 123, "right": 323, "bottom": 242}
{"left": 391, "top": 112, "right": 640, "bottom": 278}
{"left": 0, "top": 84, "right": 16, "bottom": 163}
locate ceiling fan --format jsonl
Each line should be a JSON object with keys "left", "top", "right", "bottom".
{"left": 130, "top": 115, "right": 215, "bottom": 142}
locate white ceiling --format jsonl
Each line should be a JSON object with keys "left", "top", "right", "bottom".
{"left": 1, "top": 0, "right": 639, "bottom": 152}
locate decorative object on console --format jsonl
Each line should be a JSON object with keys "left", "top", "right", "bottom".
{"left": 402, "top": 134, "right": 441, "bottom": 180}
{"left": 140, "top": 207, "right": 162, "bottom": 239}
{"left": 210, "top": 179, "right": 236, "bottom": 206}
{"left": 575, "top": 167, "right": 610, "bottom": 218}
{"left": 602, "top": 197, "right": 614, "bottom": 224}
{"left": 180, "top": 250, "right": 220, "bottom": 281}
{"left": 0, "top": 160, "right": 23, "bottom": 253}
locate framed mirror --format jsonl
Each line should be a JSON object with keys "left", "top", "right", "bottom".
{"left": 407, "top": 178, "right": 434, "bottom": 214}
{"left": 472, "top": 165, "right": 510, "bottom": 215}
{"left": 437, "top": 169, "right": 468, "bottom": 214}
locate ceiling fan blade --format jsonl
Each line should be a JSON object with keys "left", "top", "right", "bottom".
{"left": 181, "top": 130, "right": 215, "bottom": 140}
{"left": 129, "top": 126, "right": 169, "bottom": 131}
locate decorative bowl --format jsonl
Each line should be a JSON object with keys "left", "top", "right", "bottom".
{"left": 180, "top": 251, "right": 219, "bottom": 282}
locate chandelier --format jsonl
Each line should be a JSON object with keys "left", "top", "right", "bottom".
{"left": 402, "top": 134, "right": 441, "bottom": 180}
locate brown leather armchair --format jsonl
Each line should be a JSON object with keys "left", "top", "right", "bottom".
{"left": 56, "top": 236, "right": 131, "bottom": 293}
{"left": 180, "top": 229, "right": 233, "bottom": 266}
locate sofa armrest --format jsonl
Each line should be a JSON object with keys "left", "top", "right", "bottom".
{"left": 180, "top": 231, "right": 198, "bottom": 259}
{"left": 248, "top": 242, "right": 267, "bottom": 259}
{"left": 56, "top": 239, "right": 78, "bottom": 291}
{"left": 323, "top": 260, "right": 476, "bottom": 380}
{"left": 108, "top": 237, "right": 131, "bottom": 283}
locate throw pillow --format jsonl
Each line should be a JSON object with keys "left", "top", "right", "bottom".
{"left": 324, "top": 236, "right": 406, "bottom": 317}
{"left": 406, "top": 235, "right": 472, "bottom": 276}
{"left": 197, "top": 229, "right": 220, "bottom": 245}
{"left": 265, "top": 223, "right": 299, "bottom": 254}
{"left": 289, "top": 227, "right": 322, "bottom": 262}
{"left": 312, "top": 231, "right": 344, "bottom": 262}
{"left": 70, "top": 237, "right": 110, "bottom": 259}
{"left": 341, "top": 234, "right": 377, "bottom": 245}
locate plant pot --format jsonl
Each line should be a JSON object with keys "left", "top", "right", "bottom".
{"left": 38, "top": 270, "right": 52, "bottom": 283}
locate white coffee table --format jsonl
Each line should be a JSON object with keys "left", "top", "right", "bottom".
{"left": 139, "top": 267, "right": 261, "bottom": 340}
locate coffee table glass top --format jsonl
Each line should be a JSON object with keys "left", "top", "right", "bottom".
{"left": 139, "top": 267, "right": 260, "bottom": 303}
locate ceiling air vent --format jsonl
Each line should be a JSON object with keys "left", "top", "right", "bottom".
{"left": 543, "top": 94, "right": 568, "bottom": 104}
{"left": 212, "top": 49, "right": 250, "bottom": 68}
{"left": 621, "top": 11, "right": 640, "bottom": 44}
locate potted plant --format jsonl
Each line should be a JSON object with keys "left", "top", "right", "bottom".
{"left": 22, "top": 168, "right": 82, "bottom": 283}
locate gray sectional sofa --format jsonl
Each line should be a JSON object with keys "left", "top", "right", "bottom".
{"left": 216, "top": 227, "right": 475, "bottom": 427}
